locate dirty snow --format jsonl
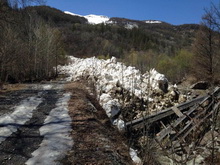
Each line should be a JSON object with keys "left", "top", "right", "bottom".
{"left": 59, "top": 56, "right": 166, "bottom": 99}
{"left": 0, "top": 96, "right": 42, "bottom": 143}
{"left": 25, "top": 92, "right": 73, "bottom": 165}
{"left": 58, "top": 56, "right": 167, "bottom": 131}
{"left": 42, "top": 84, "right": 53, "bottom": 90}
{"left": 130, "top": 148, "right": 142, "bottom": 164}
{"left": 57, "top": 56, "right": 168, "bottom": 164}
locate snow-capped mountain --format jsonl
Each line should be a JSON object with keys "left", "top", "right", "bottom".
{"left": 64, "top": 11, "right": 163, "bottom": 28}
{"left": 85, "top": 14, "right": 110, "bottom": 24}
{"left": 64, "top": 11, "right": 111, "bottom": 24}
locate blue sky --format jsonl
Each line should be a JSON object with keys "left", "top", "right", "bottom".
{"left": 46, "top": 0, "right": 219, "bottom": 25}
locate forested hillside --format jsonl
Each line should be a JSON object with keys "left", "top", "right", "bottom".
{"left": 0, "top": 2, "right": 219, "bottom": 84}
{"left": 23, "top": 6, "right": 202, "bottom": 83}
{"left": 0, "top": 2, "right": 67, "bottom": 83}
{"left": 25, "top": 6, "right": 200, "bottom": 57}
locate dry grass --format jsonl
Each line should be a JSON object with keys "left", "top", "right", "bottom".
{"left": 0, "top": 83, "right": 27, "bottom": 94}
{"left": 64, "top": 80, "right": 133, "bottom": 165}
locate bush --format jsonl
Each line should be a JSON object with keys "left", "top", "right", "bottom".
{"left": 157, "top": 49, "right": 193, "bottom": 83}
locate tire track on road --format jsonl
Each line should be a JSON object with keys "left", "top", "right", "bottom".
{"left": 26, "top": 92, "right": 73, "bottom": 165}
{"left": 0, "top": 83, "right": 65, "bottom": 165}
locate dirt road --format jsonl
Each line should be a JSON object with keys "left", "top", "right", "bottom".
{"left": 64, "top": 81, "right": 133, "bottom": 165}
{"left": 0, "top": 81, "right": 132, "bottom": 165}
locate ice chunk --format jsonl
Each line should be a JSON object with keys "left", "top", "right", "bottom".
{"left": 130, "top": 148, "right": 143, "bottom": 164}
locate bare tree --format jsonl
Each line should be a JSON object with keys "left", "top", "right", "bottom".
{"left": 0, "top": 24, "right": 22, "bottom": 82}
{"left": 0, "top": 0, "right": 65, "bottom": 83}
{"left": 7, "top": 0, "right": 46, "bottom": 8}
{"left": 193, "top": 5, "right": 220, "bottom": 84}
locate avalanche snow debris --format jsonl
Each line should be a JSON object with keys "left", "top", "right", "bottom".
{"left": 25, "top": 92, "right": 73, "bottom": 165}
{"left": 0, "top": 96, "right": 43, "bottom": 143}
{"left": 58, "top": 56, "right": 168, "bottom": 130}
{"left": 59, "top": 56, "right": 166, "bottom": 97}
{"left": 58, "top": 56, "right": 195, "bottom": 164}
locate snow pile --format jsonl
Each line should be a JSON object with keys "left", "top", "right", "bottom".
{"left": 59, "top": 56, "right": 166, "bottom": 98}
{"left": 0, "top": 96, "right": 42, "bottom": 143}
{"left": 26, "top": 93, "right": 73, "bottom": 165}
{"left": 58, "top": 56, "right": 167, "bottom": 130}
{"left": 65, "top": 11, "right": 110, "bottom": 24}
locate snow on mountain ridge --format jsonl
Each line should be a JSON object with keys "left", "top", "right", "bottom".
{"left": 84, "top": 14, "right": 110, "bottom": 24}
{"left": 125, "top": 22, "right": 138, "bottom": 29}
{"left": 65, "top": 11, "right": 162, "bottom": 26}
{"left": 64, "top": 11, "right": 83, "bottom": 17}
{"left": 145, "top": 20, "right": 162, "bottom": 24}
{"left": 64, "top": 11, "right": 110, "bottom": 24}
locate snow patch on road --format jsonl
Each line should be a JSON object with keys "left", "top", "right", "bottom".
{"left": 0, "top": 96, "right": 42, "bottom": 143}
{"left": 42, "top": 84, "right": 53, "bottom": 90}
{"left": 26, "top": 92, "right": 73, "bottom": 165}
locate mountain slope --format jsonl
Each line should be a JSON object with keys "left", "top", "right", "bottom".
{"left": 25, "top": 6, "right": 88, "bottom": 25}
{"left": 63, "top": 10, "right": 199, "bottom": 51}
{"left": 24, "top": 6, "right": 200, "bottom": 61}
{"left": 65, "top": 11, "right": 110, "bottom": 24}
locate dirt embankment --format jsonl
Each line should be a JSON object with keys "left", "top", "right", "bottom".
{"left": 64, "top": 81, "right": 133, "bottom": 165}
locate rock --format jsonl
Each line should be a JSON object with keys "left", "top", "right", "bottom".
{"left": 112, "top": 118, "right": 125, "bottom": 131}
{"left": 138, "top": 136, "right": 148, "bottom": 147}
{"left": 187, "top": 155, "right": 204, "bottom": 165}
{"left": 171, "top": 91, "right": 179, "bottom": 101}
{"left": 110, "top": 104, "right": 121, "bottom": 119}
{"left": 169, "top": 88, "right": 179, "bottom": 101}
{"left": 190, "top": 81, "right": 209, "bottom": 90}
{"left": 102, "top": 99, "right": 121, "bottom": 119}
{"left": 115, "top": 87, "right": 122, "bottom": 94}
{"left": 154, "top": 98, "right": 160, "bottom": 103}
{"left": 158, "top": 79, "right": 168, "bottom": 93}
{"left": 129, "top": 148, "right": 143, "bottom": 165}
{"left": 87, "top": 101, "right": 98, "bottom": 112}
{"left": 200, "top": 131, "right": 219, "bottom": 146}
{"left": 178, "top": 94, "right": 187, "bottom": 103}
